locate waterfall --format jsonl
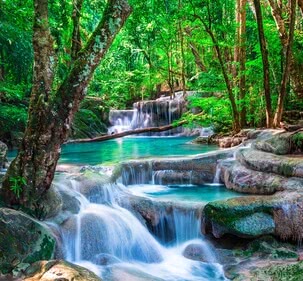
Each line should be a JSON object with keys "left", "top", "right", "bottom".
{"left": 52, "top": 175, "right": 228, "bottom": 281}
{"left": 108, "top": 110, "right": 134, "bottom": 134}
{"left": 213, "top": 163, "right": 222, "bottom": 184}
{"left": 108, "top": 94, "right": 188, "bottom": 136}
{"left": 152, "top": 208, "right": 202, "bottom": 246}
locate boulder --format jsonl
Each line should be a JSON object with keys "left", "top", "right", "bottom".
{"left": 253, "top": 131, "right": 303, "bottom": 155}
{"left": 92, "top": 253, "right": 121, "bottom": 266}
{"left": 182, "top": 243, "right": 216, "bottom": 263}
{"left": 202, "top": 192, "right": 303, "bottom": 240}
{"left": 0, "top": 208, "right": 55, "bottom": 274}
{"left": 37, "top": 186, "right": 63, "bottom": 219}
{"left": 103, "top": 264, "right": 164, "bottom": 281}
{"left": 23, "top": 260, "right": 102, "bottom": 281}
{"left": 237, "top": 148, "right": 303, "bottom": 178}
{"left": 218, "top": 137, "right": 245, "bottom": 148}
{"left": 223, "top": 162, "right": 303, "bottom": 195}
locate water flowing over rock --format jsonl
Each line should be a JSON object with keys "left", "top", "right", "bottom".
{"left": 46, "top": 167, "right": 228, "bottom": 281}
{"left": 60, "top": 204, "right": 163, "bottom": 263}
{"left": 118, "top": 149, "right": 236, "bottom": 186}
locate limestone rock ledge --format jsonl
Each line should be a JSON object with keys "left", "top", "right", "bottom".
{"left": 202, "top": 192, "right": 303, "bottom": 241}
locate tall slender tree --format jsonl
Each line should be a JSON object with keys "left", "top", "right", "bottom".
{"left": 234, "top": 0, "right": 247, "bottom": 127}
{"left": 273, "top": 0, "right": 297, "bottom": 126}
{"left": 253, "top": 0, "right": 272, "bottom": 127}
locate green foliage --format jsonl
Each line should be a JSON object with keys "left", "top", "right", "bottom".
{"left": 9, "top": 176, "right": 26, "bottom": 198}
{"left": 185, "top": 93, "right": 233, "bottom": 132}
{"left": 0, "top": 0, "right": 303, "bottom": 144}
{"left": 0, "top": 0, "right": 33, "bottom": 84}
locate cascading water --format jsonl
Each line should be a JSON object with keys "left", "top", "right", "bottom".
{"left": 51, "top": 175, "right": 228, "bottom": 281}
{"left": 213, "top": 163, "right": 222, "bottom": 184}
{"left": 108, "top": 93, "right": 189, "bottom": 136}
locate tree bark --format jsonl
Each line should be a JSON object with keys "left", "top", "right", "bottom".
{"left": 71, "top": 0, "right": 84, "bottom": 61}
{"left": 178, "top": 0, "right": 186, "bottom": 96}
{"left": 299, "top": 0, "right": 303, "bottom": 16}
{"left": 184, "top": 27, "right": 207, "bottom": 72}
{"left": 268, "top": 0, "right": 303, "bottom": 99}
{"left": 1, "top": 0, "right": 132, "bottom": 213}
{"left": 253, "top": 0, "right": 273, "bottom": 127}
{"left": 273, "top": 0, "right": 297, "bottom": 127}
{"left": 234, "top": 0, "right": 247, "bottom": 127}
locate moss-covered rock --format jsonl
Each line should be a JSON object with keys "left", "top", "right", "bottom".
{"left": 237, "top": 261, "right": 303, "bottom": 281}
{"left": 202, "top": 192, "right": 303, "bottom": 240}
{"left": 23, "top": 260, "right": 102, "bottom": 281}
{"left": 0, "top": 208, "right": 55, "bottom": 274}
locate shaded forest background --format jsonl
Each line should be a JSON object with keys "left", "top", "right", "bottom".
{"left": 1, "top": 0, "right": 303, "bottom": 146}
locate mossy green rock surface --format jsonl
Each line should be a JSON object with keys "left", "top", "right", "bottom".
{"left": 236, "top": 261, "right": 303, "bottom": 281}
{"left": 202, "top": 192, "right": 303, "bottom": 239}
{"left": 0, "top": 208, "right": 55, "bottom": 274}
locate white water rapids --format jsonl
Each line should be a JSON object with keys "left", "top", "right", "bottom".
{"left": 50, "top": 177, "right": 228, "bottom": 281}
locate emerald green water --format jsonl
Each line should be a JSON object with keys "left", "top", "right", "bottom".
{"left": 59, "top": 137, "right": 217, "bottom": 165}
{"left": 8, "top": 137, "right": 217, "bottom": 165}
{"left": 129, "top": 184, "right": 243, "bottom": 204}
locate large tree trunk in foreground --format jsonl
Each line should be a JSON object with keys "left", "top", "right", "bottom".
{"left": 253, "top": 0, "right": 272, "bottom": 128}
{"left": 0, "top": 0, "right": 131, "bottom": 214}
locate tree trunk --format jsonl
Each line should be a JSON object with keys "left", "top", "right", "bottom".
{"left": 194, "top": 9, "right": 240, "bottom": 132}
{"left": 68, "top": 120, "right": 188, "bottom": 144}
{"left": 1, "top": 0, "right": 132, "bottom": 213}
{"left": 268, "top": 0, "right": 303, "bottom": 99}
{"left": 299, "top": 0, "right": 303, "bottom": 16}
{"left": 234, "top": 0, "right": 247, "bottom": 127}
{"left": 273, "top": 0, "right": 297, "bottom": 127}
{"left": 71, "top": 0, "right": 84, "bottom": 61}
{"left": 208, "top": 30, "right": 241, "bottom": 132}
{"left": 184, "top": 28, "right": 207, "bottom": 72}
{"left": 253, "top": 0, "right": 272, "bottom": 127}
{"left": 178, "top": 0, "right": 186, "bottom": 96}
